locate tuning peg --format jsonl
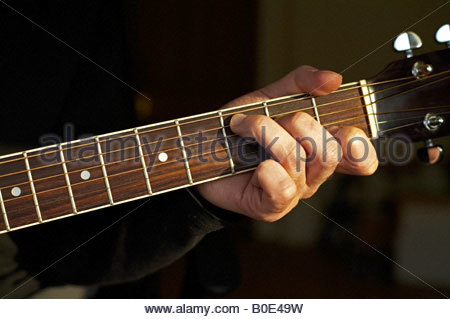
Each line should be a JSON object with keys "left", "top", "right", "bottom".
{"left": 417, "top": 139, "right": 443, "bottom": 164}
{"left": 393, "top": 31, "right": 422, "bottom": 58}
{"left": 435, "top": 24, "right": 450, "bottom": 48}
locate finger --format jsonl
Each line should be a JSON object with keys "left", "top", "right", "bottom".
{"left": 246, "top": 159, "right": 299, "bottom": 221}
{"left": 330, "top": 126, "right": 378, "bottom": 175}
{"left": 224, "top": 65, "right": 343, "bottom": 108}
{"left": 261, "top": 65, "right": 343, "bottom": 97}
{"left": 230, "top": 113, "right": 306, "bottom": 186}
{"left": 277, "top": 112, "right": 341, "bottom": 196}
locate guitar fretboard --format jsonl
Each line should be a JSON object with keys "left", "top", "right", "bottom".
{"left": 0, "top": 82, "right": 371, "bottom": 233}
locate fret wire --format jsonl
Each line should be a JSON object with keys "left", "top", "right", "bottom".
{"left": 175, "top": 120, "right": 193, "bottom": 184}
{"left": 0, "top": 203, "right": 113, "bottom": 234}
{"left": 59, "top": 144, "right": 77, "bottom": 214}
{"left": 23, "top": 152, "right": 43, "bottom": 223}
{"left": 0, "top": 92, "right": 342, "bottom": 181}
{"left": 0, "top": 75, "right": 408, "bottom": 167}
{"left": 0, "top": 140, "right": 263, "bottom": 205}
{"left": 134, "top": 128, "right": 153, "bottom": 195}
{"left": 2, "top": 102, "right": 450, "bottom": 196}
{"left": 0, "top": 189, "right": 10, "bottom": 231}
{"left": 0, "top": 143, "right": 243, "bottom": 204}
{"left": 0, "top": 70, "right": 448, "bottom": 172}
{"left": 95, "top": 137, "right": 114, "bottom": 205}
{"left": 3, "top": 108, "right": 428, "bottom": 232}
{"left": 2, "top": 101, "right": 450, "bottom": 196}
{"left": 311, "top": 96, "right": 321, "bottom": 124}
{"left": 0, "top": 65, "right": 448, "bottom": 233}
{"left": 4, "top": 146, "right": 265, "bottom": 221}
{"left": 263, "top": 101, "right": 270, "bottom": 117}
{"left": 83, "top": 70, "right": 441, "bottom": 148}
{"left": 0, "top": 72, "right": 448, "bottom": 189}
{"left": 0, "top": 161, "right": 257, "bottom": 235}
{"left": 218, "top": 111, "right": 235, "bottom": 174}
{"left": 2, "top": 104, "right": 449, "bottom": 219}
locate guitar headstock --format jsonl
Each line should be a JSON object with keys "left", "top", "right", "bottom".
{"left": 367, "top": 25, "right": 450, "bottom": 163}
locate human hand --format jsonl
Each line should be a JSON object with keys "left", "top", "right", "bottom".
{"left": 196, "top": 66, "right": 378, "bottom": 222}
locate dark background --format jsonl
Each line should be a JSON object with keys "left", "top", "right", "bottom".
{"left": 28, "top": 0, "right": 450, "bottom": 298}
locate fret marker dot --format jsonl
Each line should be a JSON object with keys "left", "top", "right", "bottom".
{"left": 11, "top": 187, "right": 21, "bottom": 197}
{"left": 81, "top": 170, "right": 91, "bottom": 180}
{"left": 158, "top": 152, "right": 168, "bottom": 162}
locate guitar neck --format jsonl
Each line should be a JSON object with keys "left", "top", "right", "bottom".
{"left": 0, "top": 81, "right": 373, "bottom": 234}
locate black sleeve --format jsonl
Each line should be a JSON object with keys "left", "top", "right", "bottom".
{"left": 9, "top": 189, "right": 239, "bottom": 287}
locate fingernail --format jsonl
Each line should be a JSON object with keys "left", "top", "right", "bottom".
{"left": 320, "top": 70, "right": 342, "bottom": 79}
{"left": 231, "top": 114, "right": 246, "bottom": 127}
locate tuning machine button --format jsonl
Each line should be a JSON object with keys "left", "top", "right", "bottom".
{"left": 412, "top": 61, "right": 433, "bottom": 79}
{"left": 423, "top": 113, "right": 444, "bottom": 132}
{"left": 393, "top": 31, "right": 422, "bottom": 58}
{"left": 435, "top": 24, "right": 450, "bottom": 48}
{"left": 417, "top": 139, "right": 443, "bottom": 164}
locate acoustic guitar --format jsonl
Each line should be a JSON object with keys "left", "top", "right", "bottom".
{"left": 0, "top": 28, "right": 449, "bottom": 234}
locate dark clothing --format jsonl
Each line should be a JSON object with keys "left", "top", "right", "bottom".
{"left": 0, "top": 0, "right": 232, "bottom": 297}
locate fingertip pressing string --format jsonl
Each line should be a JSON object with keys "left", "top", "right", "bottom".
{"left": 0, "top": 70, "right": 449, "bottom": 204}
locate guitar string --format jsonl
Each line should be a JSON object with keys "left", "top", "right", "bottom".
{"left": 323, "top": 107, "right": 450, "bottom": 127}
{"left": 0, "top": 67, "right": 449, "bottom": 189}
{"left": 0, "top": 159, "right": 263, "bottom": 219}
{"left": 0, "top": 69, "right": 448, "bottom": 169}
{"left": 0, "top": 69, "right": 448, "bottom": 183}
{"left": 2, "top": 108, "right": 449, "bottom": 226}
{"left": 2, "top": 105, "right": 449, "bottom": 205}
{"left": 0, "top": 70, "right": 448, "bottom": 185}
{"left": 0, "top": 71, "right": 448, "bottom": 190}
{"left": 3, "top": 103, "right": 449, "bottom": 193}
{"left": 272, "top": 74, "right": 450, "bottom": 120}
{"left": 1, "top": 72, "right": 448, "bottom": 189}
{"left": 3, "top": 108, "right": 450, "bottom": 222}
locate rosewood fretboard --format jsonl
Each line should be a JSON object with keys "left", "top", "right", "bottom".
{"left": 0, "top": 82, "right": 371, "bottom": 233}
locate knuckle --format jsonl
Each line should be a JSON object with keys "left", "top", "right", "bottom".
{"left": 275, "top": 183, "right": 298, "bottom": 204}
{"left": 264, "top": 184, "right": 297, "bottom": 215}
